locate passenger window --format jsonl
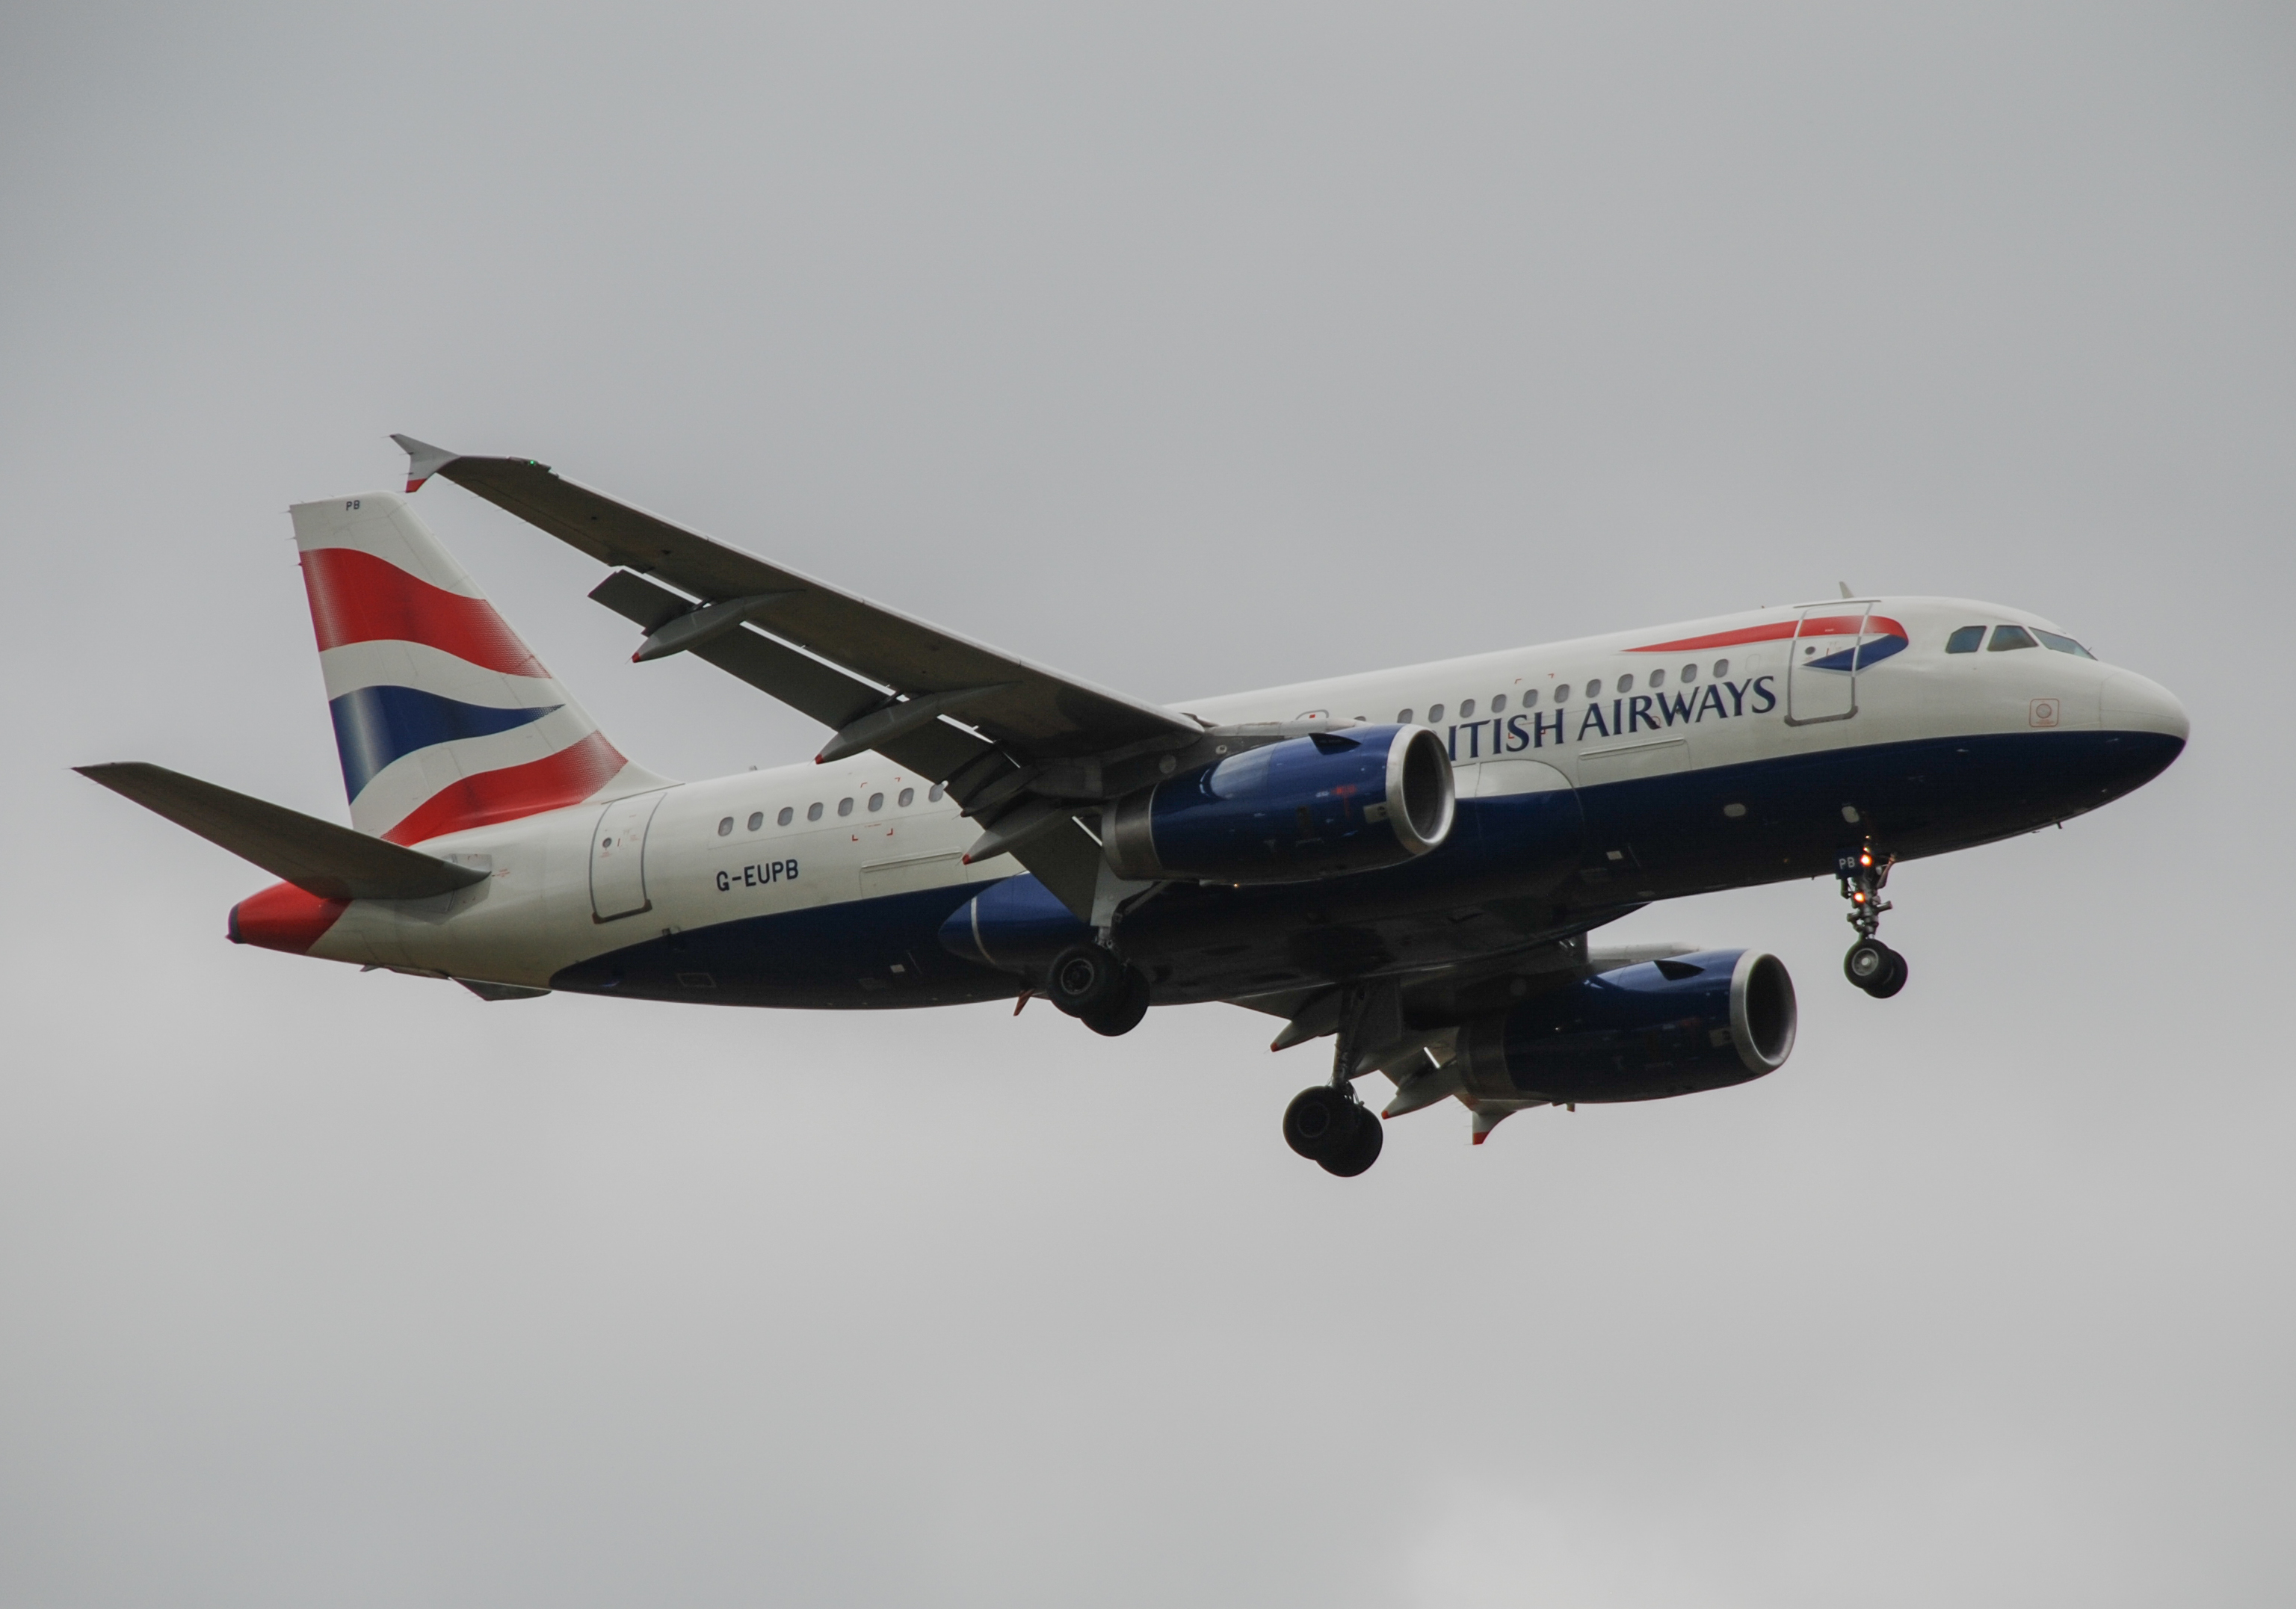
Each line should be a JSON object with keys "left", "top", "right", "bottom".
{"left": 1491, "top": 693, "right": 1507, "bottom": 713}
{"left": 1586, "top": 678, "right": 1603, "bottom": 698}
{"left": 838, "top": 797, "right": 854, "bottom": 817}
{"left": 1616, "top": 673, "right": 1634, "bottom": 694}
{"left": 1712, "top": 659, "right": 1729, "bottom": 679}
{"left": 868, "top": 792, "right": 884, "bottom": 813}
{"left": 1945, "top": 626, "right": 1985, "bottom": 654}
{"left": 778, "top": 806, "right": 794, "bottom": 827}
{"left": 1428, "top": 703, "right": 1445, "bottom": 722}
{"left": 1522, "top": 689, "right": 1538, "bottom": 707}
{"left": 1396, "top": 708, "right": 1413, "bottom": 723}
{"left": 1989, "top": 625, "right": 2038, "bottom": 652}
{"left": 807, "top": 802, "right": 824, "bottom": 821}
{"left": 1460, "top": 699, "right": 1476, "bottom": 719}
{"left": 717, "top": 817, "right": 733, "bottom": 836}
{"left": 2036, "top": 629, "right": 2095, "bottom": 659}
{"left": 929, "top": 783, "right": 946, "bottom": 803}
{"left": 898, "top": 787, "right": 915, "bottom": 807}
{"left": 1555, "top": 684, "right": 1571, "bottom": 702}
{"left": 1648, "top": 669, "right": 1664, "bottom": 688}
{"left": 1681, "top": 664, "right": 1697, "bottom": 683}
{"left": 747, "top": 812, "right": 764, "bottom": 832}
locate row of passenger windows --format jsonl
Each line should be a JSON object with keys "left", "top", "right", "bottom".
{"left": 1396, "top": 660, "right": 1733, "bottom": 725}
{"left": 717, "top": 782, "right": 948, "bottom": 836}
{"left": 1945, "top": 624, "right": 2094, "bottom": 658}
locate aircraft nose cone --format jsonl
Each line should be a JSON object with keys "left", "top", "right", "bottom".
{"left": 2100, "top": 670, "right": 2190, "bottom": 744}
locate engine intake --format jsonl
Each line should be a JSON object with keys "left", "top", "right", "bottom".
{"left": 1454, "top": 949, "right": 1797, "bottom": 1105}
{"left": 1102, "top": 725, "right": 1454, "bottom": 883}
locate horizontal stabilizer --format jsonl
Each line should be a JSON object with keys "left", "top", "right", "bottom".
{"left": 75, "top": 762, "right": 490, "bottom": 901}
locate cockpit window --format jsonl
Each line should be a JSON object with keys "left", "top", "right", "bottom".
{"left": 1988, "top": 625, "right": 2038, "bottom": 652}
{"left": 1945, "top": 626, "right": 1985, "bottom": 654}
{"left": 2035, "top": 629, "right": 2095, "bottom": 659}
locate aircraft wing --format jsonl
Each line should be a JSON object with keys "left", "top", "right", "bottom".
{"left": 395, "top": 437, "right": 1203, "bottom": 918}
{"left": 397, "top": 439, "right": 1199, "bottom": 762}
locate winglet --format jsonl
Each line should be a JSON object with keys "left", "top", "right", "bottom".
{"left": 390, "top": 433, "right": 460, "bottom": 493}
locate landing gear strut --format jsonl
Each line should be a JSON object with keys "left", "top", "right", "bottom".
{"left": 1280, "top": 983, "right": 1387, "bottom": 1176}
{"left": 1837, "top": 846, "right": 1909, "bottom": 998}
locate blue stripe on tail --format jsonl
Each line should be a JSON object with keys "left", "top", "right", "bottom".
{"left": 328, "top": 685, "right": 563, "bottom": 800}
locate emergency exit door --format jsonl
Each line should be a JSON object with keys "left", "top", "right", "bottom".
{"left": 589, "top": 791, "right": 667, "bottom": 921}
{"left": 1785, "top": 600, "right": 1873, "bottom": 726}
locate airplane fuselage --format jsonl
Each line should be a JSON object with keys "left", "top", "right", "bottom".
{"left": 248, "top": 594, "right": 2186, "bottom": 1011}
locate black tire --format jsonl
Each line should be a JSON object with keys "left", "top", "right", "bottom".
{"left": 1844, "top": 939, "right": 1892, "bottom": 992}
{"left": 1318, "top": 1106, "right": 1385, "bottom": 1177}
{"left": 1082, "top": 969, "right": 1152, "bottom": 1037}
{"left": 1867, "top": 946, "right": 1909, "bottom": 999}
{"left": 1283, "top": 1086, "right": 1359, "bottom": 1161}
{"left": 1046, "top": 943, "right": 1124, "bottom": 1017}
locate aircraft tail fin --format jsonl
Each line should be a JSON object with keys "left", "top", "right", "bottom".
{"left": 288, "top": 491, "right": 667, "bottom": 844}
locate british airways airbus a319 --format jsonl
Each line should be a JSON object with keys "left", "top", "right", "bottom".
{"left": 81, "top": 439, "right": 2188, "bottom": 1176}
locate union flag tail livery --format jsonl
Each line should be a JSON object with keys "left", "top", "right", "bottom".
{"left": 291, "top": 493, "right": 664, "bottom": 844}
{"left": 79, "top": 440, "right": 2190, "bottom": 1178}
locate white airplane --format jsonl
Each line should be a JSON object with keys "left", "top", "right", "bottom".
{"left": 80, "top": 438, "right": 2189, "bottom": 1176}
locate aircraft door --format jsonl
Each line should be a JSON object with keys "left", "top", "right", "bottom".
{"left": 590, "top": 791, "right": 667, "bottom": 922}
{"left": 1785, "top": 601, "right": 1873, "bottom": 726}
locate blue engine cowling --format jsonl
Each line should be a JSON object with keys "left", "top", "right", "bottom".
{"left": 1101, "top": 725, "right": 1455, "bottom": 883}
{"left": 1454, "top": 949, "right": 1797, "bottom": 1105}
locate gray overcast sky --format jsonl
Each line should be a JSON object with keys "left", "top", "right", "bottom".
{"left": 3, "top": 4, "right": 2289, "bottom": 1605}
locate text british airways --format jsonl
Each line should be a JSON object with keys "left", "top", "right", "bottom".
{"left": 1448, "top": 676, "right": 1779, "bottom": 759}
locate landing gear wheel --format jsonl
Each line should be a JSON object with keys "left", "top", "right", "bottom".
{"left": 1081, "top": 969, "right": 1152, "bottom": 1037}
{"left": 1283, "top": 1085, "right": 1358, "bottom": 1161}
{"left": 1869, "top": 947, "right": 1908, "bottom": 998}
{"left": 1318, "top": 1108, "right": 1384, "bottom": 1177}
{"left": 1845, "top": 939, "right": 1891, "bottom": 989}
{"left": 1046, "top": 943, "right": 1124, "bottom": 1017}
{"left": 1845, "top": 939, "right": 1908, "bottom": 998}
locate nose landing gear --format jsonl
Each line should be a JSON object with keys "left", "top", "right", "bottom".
{"left": 1838, "top": 846, "right": 1909, "bottom": 998}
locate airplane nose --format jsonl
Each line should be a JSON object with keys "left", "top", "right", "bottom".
{"left": 2100, "top": 670, "right": 2190, "bottom": 744}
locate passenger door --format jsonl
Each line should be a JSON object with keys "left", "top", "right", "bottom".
{"left": 590, "top": 791, "right": 667, "bottom": 922}
{"left": 1785, "top": 600, "right": 1872, "bottom": 726}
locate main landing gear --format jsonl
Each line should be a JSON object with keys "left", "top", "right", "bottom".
{"left": 1280, "top": 983, "right": 1387, "bottom": 1178}
{"left": 1838, "top": 846, "right": 1909, "bottom": 998}
{"left": 1044, "top": 942, "right": 1152, "bottom": 1037}
{"left": 1283, "top": 1084, "right": 1383, "bottom": 1177}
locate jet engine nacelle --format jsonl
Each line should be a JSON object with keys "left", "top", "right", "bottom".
{"left": 1102, "top": 725, "right": 1455, "bottom": 883}
{"left": 1454, "top": 949, "right": 1797, "bottom": 1105}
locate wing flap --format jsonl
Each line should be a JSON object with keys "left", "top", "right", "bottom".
{"left": 78, "top": 763, "right": 490, "bottom": 901}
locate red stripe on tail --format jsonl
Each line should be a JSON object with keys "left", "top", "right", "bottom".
{"left": 381, "top": 730, "right": 630, "bottom": 846}
{"left": 302, "top": 546, "right": 549, "bottom": 677}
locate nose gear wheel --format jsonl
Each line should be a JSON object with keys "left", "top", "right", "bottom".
{"left": 1845, "top": 938, "right": 1908, "bottom": 998}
